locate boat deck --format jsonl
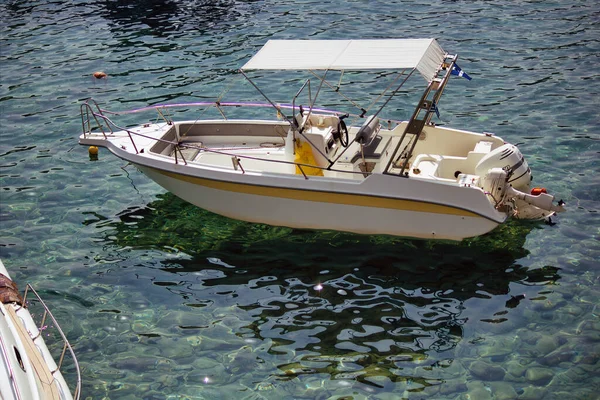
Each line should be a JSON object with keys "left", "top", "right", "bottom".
{"left": 178, "top": 137, "right": 297, "bottom": 174}
{"left": 142, "top": 118, "right": 503, "bottom": 183}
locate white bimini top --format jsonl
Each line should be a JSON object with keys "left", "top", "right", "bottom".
{"left": 240, "top": 38, "right": 446, "bottom": 81}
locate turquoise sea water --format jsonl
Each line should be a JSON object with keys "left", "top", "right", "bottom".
{"left": 1, "top": 1, "right": 599, "bottom": 398}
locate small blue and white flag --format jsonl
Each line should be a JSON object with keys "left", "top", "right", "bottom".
{"left": 431, "top": 101, "right": 440, "bottom": 118}
{"left": 451, "top": 64, "right": 472, "bottom": 80}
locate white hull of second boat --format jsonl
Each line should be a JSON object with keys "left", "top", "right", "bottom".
{"left": 139, "top": 164, "right": 504, "bottom": 241}
{"left": 0, "top": 260, "right": 79, "bottom": 400}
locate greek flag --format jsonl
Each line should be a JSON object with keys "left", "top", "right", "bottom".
{"left": 451, "top": 64, "right": 472, "bottom": 80}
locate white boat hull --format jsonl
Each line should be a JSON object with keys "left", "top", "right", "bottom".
{"left": 0, "top": 260, "right": 80, "bottom": 400}
{"left": 138, "top": 164, "right": 502, "bottom": 240}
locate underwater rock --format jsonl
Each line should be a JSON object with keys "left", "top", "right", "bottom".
{"left": 438, "top": 379, "right": 467, "bottom": 395}
{"left": 534, "top": 335, "right": 559, "bottom": 355}
{"left": 255, "top": 382, "right": 274, "bottom": 391}
{"left": 540, "top": 349, "right": 576, "bottom": 366}
{"left": 517, "top": 330, "right": 541, "bottom": 345}
{"left": 131, "top": 320, "right": 153, "bottom": 333}
{"left": 196, "top": 335, "right": 240, "bottom": 352}
{"left": 154, "top": 358, "right": 173, "bottom": 372}
{"left": 518, "top": 385, "right": 547, "bottom": 400}
{"left": 464, "top": 381, "right": 492, "bottom": 400}
{"left": 104, "top": 342, "right": 129, "bottom": 356}
{"left": 303, "top": 376, "right": 328, "bottom": 397}
{"left": 186, "top": 335, "right": 202, "bottom": 347}
{"left": 191, "top": 357, "right": 221, "bottom": 371}
{"left": 525, "top": 367, "right": 554, "bottom": 385}
{"left": 488, "top": 382, "right": 518, "bottom": 400}
{"left": 505, "top": 360, "right": 527, "bottom": 379}
{"left": 578, "top": 352, "right": 600, "bottom": 365}
{"left": 563, "top": 305, "right": 584, "bottom": 317}
{"left": 557, "top": 365, "right": 592, "bottom": 384}
{"left": 112, "top": 356, "right": 161, "bottom": 372}
{"left": 374, "top": 392, "right": 408, "bottom": 400}
{"left": 478, "top": 337, "right": 514, "bottom": 358}
{"left": 155, "top": 373, "right": 178, "bottom": 388}
{"left": 582, "top": 329, "right": 600, "bottom": 342}
{"left": 484, "top": 318, "right": 517, "bottom": 335}
{"left": 469, "top": 360, "right": 506, "bottom": 381}
{"left": 227, "top": 346, "right": 261, "bottom": 374}
{"left": 555, "top": 388, "right": 599, "bottom": 400}
{"left": 184, "top": 368, "right": 227, "bottom": 387}
{"left": 530, "top": 293, "right": 566, "bottom": 312}
{"left": 328, "top": 395, "right": 366, "bottom": 400}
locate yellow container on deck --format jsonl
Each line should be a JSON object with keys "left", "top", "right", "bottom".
{"left": 294, "top": 141, "right": 323, "bottom": 176}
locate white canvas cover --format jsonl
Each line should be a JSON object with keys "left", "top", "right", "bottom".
{"left": 241, "top": 39, "right": 446, "bottom": 81}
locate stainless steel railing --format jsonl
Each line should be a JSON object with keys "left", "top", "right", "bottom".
{"left": 20, "top": 285, "right": 81, "bottom": 400}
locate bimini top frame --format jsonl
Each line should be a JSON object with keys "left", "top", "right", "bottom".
{"left": 239, "top": 39, "right": 457, "bottom": 175}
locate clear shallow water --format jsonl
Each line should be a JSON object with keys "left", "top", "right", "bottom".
{"left": 1, "top": 0, "right": 599, "bottom": 399}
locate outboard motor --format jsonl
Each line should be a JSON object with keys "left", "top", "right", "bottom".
{"left": 475, "top": 144, "right": 531, "bottom": 191}
{"left": 481, "top": 167, "right": 510, "bottom": 205}
{"left": 477, "top": 144, "right": 565, "bottom": 219}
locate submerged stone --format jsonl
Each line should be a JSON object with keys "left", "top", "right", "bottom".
{"left": 579, "top": 352, "right": 600, "bottom": 365}
{"left": 469, "top": 360, "right": 506, "bottom": 381}
{"left": 488, "top": 382, "right": 517, "bottom": 400}
{"left": 540, "top": 349, "right": 576, "bottom": 366}
{"left": 518, "top": 385, "right": 547, "bottom": 400}
{"left": 186, "top": 335, "right": 202, "bottom": 347}
{"left": 582, "top": 330, "right": 600, "bottom": 342}
{"left": 328, "top": 394, "right": 368, "bottom": 400}
{"left": 564, "top": 305, "right": 584, "bottom": 316}
{"left": 505, "top": 360, "right": 527, "bottom": 379}
{"left": 525, "top": 367, "right": 554, "bottom": 385}
{"left": 517, "top": 329, "right": 541, "bottom": 345}
{"left": 535, "top": 335, "right": 559, "bottom": 355}
{"left": 556, "top": 365, "right": 588, "bottom": 383}
{"left": 374, "top": 393, "right": 403, "bottom": 400}
{"left": 255, "top": 382, "right": 274, "bottom": 391}
{"left": 438, "top": 378, "right": 467, "bottom": 395}
{"left": 465, "top": 381, "right": 492, "bottom": 400}
{"left": 479, "top": 338, "right": 514, "bottom": 358}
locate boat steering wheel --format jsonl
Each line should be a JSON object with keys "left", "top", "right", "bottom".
{"left": 337, "top": 114, "right": 349, "bottom": 147}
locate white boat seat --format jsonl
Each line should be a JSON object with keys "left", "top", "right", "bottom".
{"left": 411, "top": 140, "right": 496, "bottom": 180}
{"left": 293, "top": 111, "right": 340, "bottom": 132}
{"left": 354, "top": 115, "right": 381, "bottom": 146}
{"left": 411, "top": 154, "right": 444, "bottom": 177}
{"left": 349, "top": 135, "right": 384, "bottom": 163}
{"left": 466, "top": 140, "right": 495, "bottom": 165}
{"left": 473, "top": 140, "right": 494, "bottom": 153}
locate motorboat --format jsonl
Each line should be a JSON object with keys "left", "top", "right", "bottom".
{"left": 79, "top": 39, "right": 564, "bottom": 240}
{"left": 0, "top": 259, "right": 81, "bottom": 399}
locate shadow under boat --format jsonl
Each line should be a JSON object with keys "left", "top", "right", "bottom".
{"left": 85, "top": 193, "right": 561, "bottom": 389}
{"left": 85, "top": 191, "right": 558, "bottom": 257}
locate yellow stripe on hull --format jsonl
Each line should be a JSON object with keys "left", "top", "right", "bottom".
{"left": 154, "top": 168, "right": 482, "bottom": 218}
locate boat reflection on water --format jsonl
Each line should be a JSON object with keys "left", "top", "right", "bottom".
{"left": 87, "top": 193, "right": 561, "bottom": 390}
